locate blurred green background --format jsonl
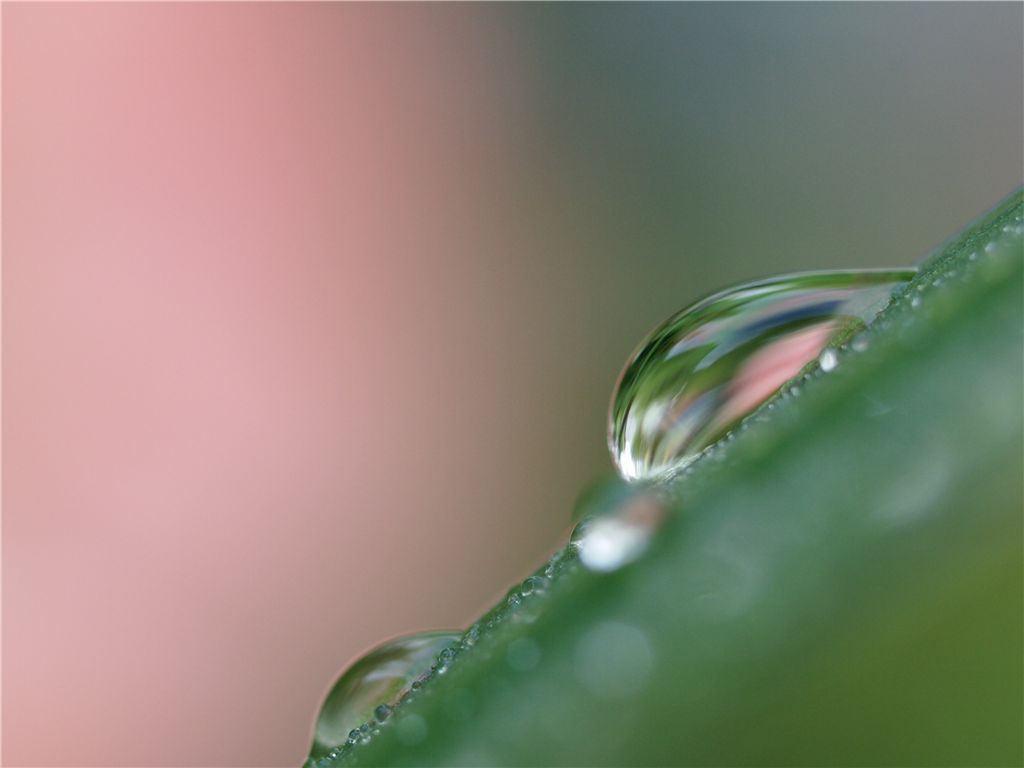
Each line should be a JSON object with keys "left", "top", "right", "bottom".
{"left": 4, "top": 3, "right": 1021, "bottom": 765}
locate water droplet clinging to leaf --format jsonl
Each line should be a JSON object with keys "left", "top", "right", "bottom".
{"left": 571, "top": 491, "right": 666, "bottom": 572}
{"left": 608, "top": 269, "right": 915, "bottom": 481}
{"left": 309, "top": 631, "right": 459, "bottom": 759}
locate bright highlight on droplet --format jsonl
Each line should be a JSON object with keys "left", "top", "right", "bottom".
{"left": 309, "top": 631, "right": 459, "bottom": 759}
{"left": 571, "top": 492, "right": 666, "bottom": 572}
{"left": 609, "top": 269, "right": 915, "bottom": 480}
{"left": 818, "top": 348, "right": 839, "bottom": 373}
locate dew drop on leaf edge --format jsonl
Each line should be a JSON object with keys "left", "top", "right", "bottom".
{"left": 608, "top": 269, "right": 915, "bottom": 481}
{"left": 309, "top": 630, "right": 460, "bottom": 759}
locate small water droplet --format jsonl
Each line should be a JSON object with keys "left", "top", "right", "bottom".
{"left": 461, "top": 623, "right": 482, "bottom": 649}
{"left": 309, "top": 630, "right": 459, "bottom": 759}
{"left": 609, "top": 269, "right": 914, "bottom": 480}
{"left": 544, "top": 547, "right": 575, "bottom": 579}
{"left": 571, "top": 492, "right": 666, "bottom": 572}
{"left": 851, "top": 333, "right": 870, "bottom": 352}
{"left": 435, "top": 646, "right": 458, "bottom": 674}
{"left": 520, "top": 575, "right": 547, "bottom": 596}
{"left": 817, "top": 348, "right": 838, "bottom": 372}
{"left": 910, "top": 295, "right": 922, "bottom": 308}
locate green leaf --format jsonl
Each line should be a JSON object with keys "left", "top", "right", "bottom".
{"left": 325, "top": 190, "right": 1023, "bottom": 767}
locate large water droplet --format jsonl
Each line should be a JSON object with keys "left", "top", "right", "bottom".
{"left": 609, "top": 269, "right": 914, "bottom": 480}
{"left": 309, "top": 631, "right": 459, "bottom": 759}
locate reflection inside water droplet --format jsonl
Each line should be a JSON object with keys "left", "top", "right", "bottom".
{"left": 309, "top": 630, "right": 459, "bottom": 759}
{"left": 609, "top": 269, "right": 915, "bottom": 480}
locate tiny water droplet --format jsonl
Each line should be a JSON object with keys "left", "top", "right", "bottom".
{"left": 520, "top": 575, "right": 547, "bottom": 596}
{"left": 544, "top": 547, "right": 575, "bottom": 579}
{"left": 435, "top": 646, "right": 458, "bottom": 674}
{"left": 309, "top": 630, "right": 459, "bottom": 759}
{"left": 609, "top": 269, "right": 914, "bottom": 480}
{"left": 461, "top": 623, "right": 482, "bottom": 649}
{"left": 818, "top": 348, "right": 838, "bottom": 373}
{"left": 571, "top": 492, "right": 666, "bottom": 572}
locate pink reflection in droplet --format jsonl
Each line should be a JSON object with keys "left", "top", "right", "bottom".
{"left": 710, "top": 321, "right": 837, "bottom": 431}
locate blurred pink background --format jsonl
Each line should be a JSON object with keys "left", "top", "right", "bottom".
{"left": 4, "top": 4, "right": 1020, "bottom": 766}
{"left": 3, "top": 6, "right": 576, "bottom": 765}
